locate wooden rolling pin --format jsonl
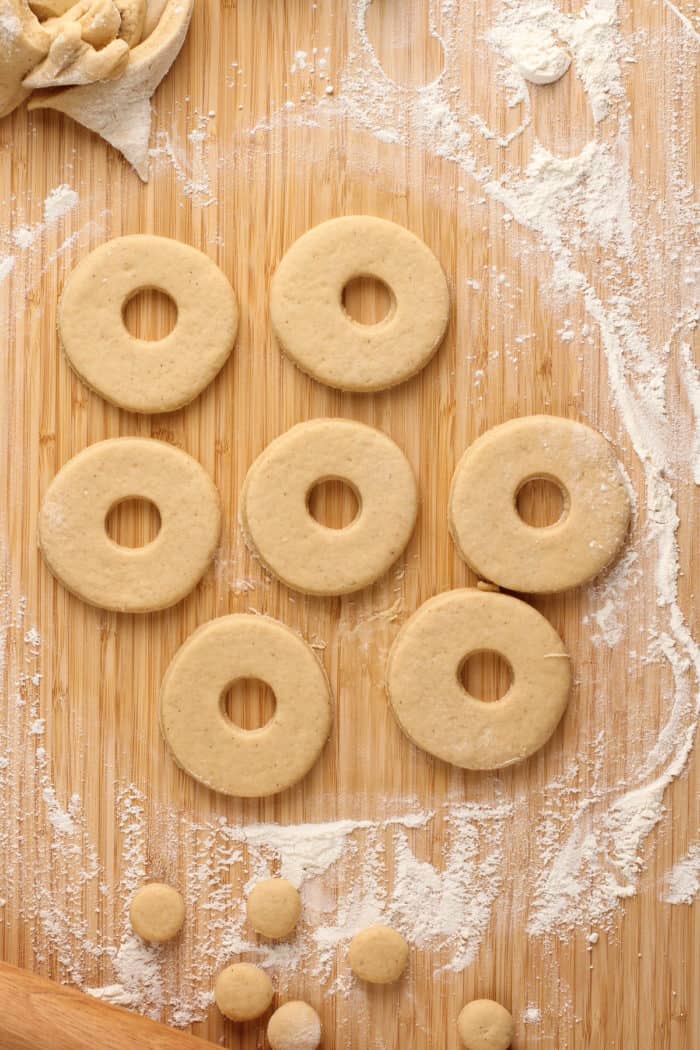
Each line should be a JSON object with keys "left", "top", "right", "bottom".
{"left": 0, "top": 960, "right": 217, "bottom": 1050}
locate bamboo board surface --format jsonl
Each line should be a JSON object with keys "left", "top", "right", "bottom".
{"left": 0, "top": 0, "right": 699, "bottom": 1047}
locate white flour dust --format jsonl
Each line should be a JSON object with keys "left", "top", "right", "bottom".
{"left": 0, "top": 0, "right": 699, "bottom": 1034}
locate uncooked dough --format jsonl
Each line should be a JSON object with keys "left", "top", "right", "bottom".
{"left": 457, "top": 999, "right": 514, "bottom": 1050}
{"left": 58, "top": 235, "right": 238, "bottom": 413}
{"left": 160, "top": 614, "right": 333, "bottom": 797}
{"left": 387, "top": 589, "right": 571, "bottom": 770}
{"left": 38, "top": 437, "right": 221, "bottom": 613}
{"left": 129, "top": 882, "right": 185, "bottom": 942}
{"left": 348, "top": 926, "right": 409, "bottom": 984}
{"left": 270, "top": 216, "right": 450, "bottom": 392}
{"left": 241, "top": 419, "right": 418, "bottom": 596}
{"left": 247, "top": 878, "right": 301, "bottom": 939}
{"left": 214, "top": 963, "right": 274, "bottom": 1022}
{"left": 267, "top": 1001, "right": 322, "bottom": 1050}
{"left": 449, "top": 415, "right": 630, "bottom": 594}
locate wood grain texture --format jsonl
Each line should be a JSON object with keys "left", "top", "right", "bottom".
{"left": 0, "top": 1, "right": 698, "bottom": 1048}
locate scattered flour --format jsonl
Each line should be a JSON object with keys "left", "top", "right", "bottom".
{"left": 662, "top": 845, "right": 700, "bottom": 904}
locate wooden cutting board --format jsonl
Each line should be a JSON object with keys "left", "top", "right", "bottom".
{"left": 0, "top": 1, "right": 698, "bottom": 1047}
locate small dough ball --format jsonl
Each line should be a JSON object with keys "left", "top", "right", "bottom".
{"left": 129, "top": 883, "right": 185, "bottom": 943}
{"left": 247, "top": 878, "right": 302, "bottom": 939}
{"left": 348, "top": 925, "right": 409, "bottom": 984}
{"left": 457, "top": 999, "right": 514, "bottom": 1050}
{"left": 267, "top": 1001, "right": 322, "bottom": 1050}
{"left": 214, "top": 962, "right": 274, "bottom": 1022}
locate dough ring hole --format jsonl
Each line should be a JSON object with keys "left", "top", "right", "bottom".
{"left": 222, "top": 677, "right": 278, "bottom": 731}
{"left": 105, "top": 498, "right": 162, "bottom": 549}
{"left": 341, "top": 275, "right": 396, "bottom": 326}
{"left": 307, "top": 477, "right": 361, "bottom": 531}
{"left": 458, "top": 650, "right": 514, "bottom": 703}
{"left": 515, "top": 475, "right": 568, "bottom": 529}
{"left": 122, "top": 287, "right": 179, "bottom": 341}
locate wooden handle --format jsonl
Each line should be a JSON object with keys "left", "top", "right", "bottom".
{"left": 0, "top": 961, "right": 216, "bottom": 1050}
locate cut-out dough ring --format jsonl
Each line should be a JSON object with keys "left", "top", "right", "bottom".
{"left": 270, "top": 216, "right": 450, "bottom": 392}
{"left": 160, "top": 614, "right": 333, "bottom": 797}
{"left": 387, "top": 589, "right": 571, "bottom": 770}
{"left": 449, "top": 415, "right": 631, "bottom": 594}
{"left": 241, "top": 418, "right": 418, "bottom": 596}
{"left": 58, "top": 235, "right": 238, "bottom": 413}
{"left": 38, "top": 438, "right": 221, "bottom": 613}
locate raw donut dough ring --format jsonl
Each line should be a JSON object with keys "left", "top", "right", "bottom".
{"left": 241, "top": 419, "right": 418, "bottom": 596}
{"left": 449, "top": 415, "right": 631, "bottom": 594}
{"left": 58, "top": 235, "right": 238, "bottom": 413}
{"left": 160, "top": 614, "right": 333, "bottom": 797}
{"left": 129, "top": 882, "right": 185, "bottom": 942}
{"left": 38, "top": 438, "right": 221, "bottom": 613}
{"left": 387, "top": 589, "right": 571, "bottom": 770}
{"left": 270, "top": 216, "right": 450, "bottom": 392}
{"left": 457, "top": 999, "right": 514, "bottom": 1050}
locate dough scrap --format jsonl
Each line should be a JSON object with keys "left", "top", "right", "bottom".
{"left": 214, "top": 963, "right": 274, "bottom": 1022}
{"left": 27, "top": 0, "right": 193, "bottom": 180}
{"left": 58, "top": 235, "right": 238, "bottom": 414}
{"left": 241, "top": 419, "right": 418, "bottom": 596}
{"left": 457, "top": 999, "right": 514, "bottom": 1050}
{"left": 40, "top": 0, "right": 121, "bottom": 49}
{"left": 23, "top": 24, "right": 128, "bottom": 88}
{"left": 247, "top": 878, "right": 302, "bottom": 940}
{"left": 348, "top": 926, "right": 409, "bottom": 984}
{"left": 387, "top": 589, "right": 571, "bottom": 770}
{"left": 270, "top": 216, "right": 450, "bottom": 392}
{"left": 160, "top": 614, "right": 333, "bottom": 798}
{"left": 129, "top": 882, "right": 185, "bottom": 943}
{"left": 113, "top": 0, "right": 145, "bottom": 45}
{"left": 38, "top": 437, "right": 221, "bottom": 613}
{"left": 0, "top": 0, "right": 49, "bottom": 118}
{"left": 267, "top": 1001, "right": 322, "bottom": 1050}
{"left": 449, "top": 415, "right": 630, "bottom": 594}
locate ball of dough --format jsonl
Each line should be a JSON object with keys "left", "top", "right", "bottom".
{"left": 214, "top": 962, "right": 274, "bottom": 1022}
{"left": 129, "top": 882, "right": 185, "bottom": 943}
{"left": 247, "top": 878, "right": 302, "bottom": 939}
{"left": 267, "top": 1001, "right": 322, "bottom": 1050}
{"left": 348, "top": 925, "right": 409, "bottom": 984}
{"left": 457, "top": 999, "right": 514, "bottom": 1050}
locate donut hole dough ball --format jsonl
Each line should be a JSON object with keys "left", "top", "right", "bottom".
{"left": 388, "top": 589, "right": 571, "bottom": 770}
{"left": 58, "top": 235, "right": 238, "bottom": 413}
{"left": 38, "top": 438, "right": 221, "bottom": 613}
{"left": 449, "top": 415, "right": 630, "bottom": 594}
{"left": 270, "top": 216, "right": 450, "bottom": 392}
{"left": 457, "top": 999, "right": 514, "bottom": 1050}
{"left": 241, "top": 419, "right": 418, "bottom": 596}
{"left": 129, "top": 883, "right": 185, "bottom": 943}
{"left": 214, "top": 963, "right": 274, "bottom": 1023}
{"left": 160, "top": 614, "right": 333, "bottom": 797}
{"left": 247, "top": 878, "right": 302, "bottom": 940}
{"left": 348, "top": 926, "right": 409, "bottom": 984}
{"left": 267, "top": 1001, "right": 322, "bottom": 1050}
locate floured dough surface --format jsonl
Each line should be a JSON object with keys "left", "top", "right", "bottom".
{"left": 247, "top": 878, "right": 302, "bottom": 940}
{"left": 214, "top": 963, "right": 274, "bottom": 1022}
{"left": 449, "top": 415, "right": 630, "bottom": 594}
{"left": 457, "top": 999, "right": 514, "bottom": 1050}
{"left": 267, "top": 1001, "right": 322, "bottom": 1050}
{"left": 388, "top": 589, "right": 571, "bottom": 770}
{"left": 348, "top": 925, "right": 409, "bottom": 984}
{"left": 160, "top": 614, "right": 333, "bottom": 798}
{"left": 270, "top": 216, "right": 450, "bottom": 392}
{"left": 241, "top": 418, "right": 418, "bottom": 596}
{"left": 129, "top": 882, "right": 185, "bottom": 942}
{"left": 58, "top": 235, "right": 238, "bottom": 413}
{"left": 38, "top": 437, "right": 221, "bottom": 613}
